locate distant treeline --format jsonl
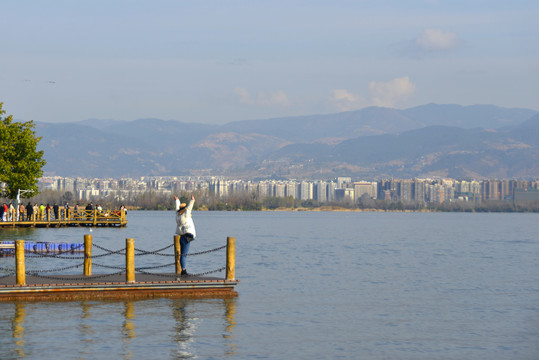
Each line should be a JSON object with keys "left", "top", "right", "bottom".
{"left": 4, "top": 190, "right": 539, "bottom": 213}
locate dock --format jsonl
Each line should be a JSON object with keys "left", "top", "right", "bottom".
{"left": 0, "top": 236, "right": 238, "bottom": 300}
{"left": 0, "top": 209, "right": 127, "bottom": 228}
{"left": 0, "top": 273, "right": 238, "bottom": 301}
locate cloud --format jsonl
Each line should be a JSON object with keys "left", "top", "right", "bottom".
{"left": 414, "top": 28, "right": 459, "bottom": 51}
{"left": 368, "top": 76, "right": 416, "bottom": 107}
{"left": 329, "top": 89, "right": 369, "bottom": 112}
{"left": 234, "top": 87, "right": 290, "bottom": 107}
{"left": 330, "top": 76, "right": 416, "bottom": 111}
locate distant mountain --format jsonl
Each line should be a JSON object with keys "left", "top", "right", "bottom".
{"left": 36, "top": 104, "right": 539, "bottom": 179}
{"left": 401, "top": 103, "right": 536, "bottom": 129}
{"left": 263, "top": 118, "right": 539, "bottom": 179}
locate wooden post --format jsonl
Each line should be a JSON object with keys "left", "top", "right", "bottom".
{"left": 126, "top": 238, "right": 135, "bottom": 283}
{"left": 93, "top": 209, "right": 97, "bottom": 226}
{"left": 84, "top": 234, "right": 92, "bottom": 276}
{"left": 174, "top": 235, "right": 181, "bottom": 274}
{"left": 15, "top": 240, "right": 26, "bottom": 285}
{"left": 226, "top": 236, "right": 235, "bottom": 281}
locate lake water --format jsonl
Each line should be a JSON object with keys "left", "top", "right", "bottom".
{"left": 0, "top": 211, "right": 538, "bottom": 359}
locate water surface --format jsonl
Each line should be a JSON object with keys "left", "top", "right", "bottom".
{"left": 1, "top": 211, "right": 538, "bottom": 359}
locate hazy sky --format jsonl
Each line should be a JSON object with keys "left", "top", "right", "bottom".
{"left": 1, "top": 1, "right": 538, "bottom": 124}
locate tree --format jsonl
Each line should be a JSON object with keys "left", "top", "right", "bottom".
{"left": 0, "top": 103, "right": 46, "bottom": 199}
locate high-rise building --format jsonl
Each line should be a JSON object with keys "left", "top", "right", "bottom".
{"left": 299, "top": 181, "right": 313, "bottom": 200}
{"left": 353, "top": 182, "right": 377, "bottom": 201}
{"left": 399, "top": 180, "right": 414, "bottom": 202}
{"left": 314, "top": 181, "right": 327, "bottom": 202}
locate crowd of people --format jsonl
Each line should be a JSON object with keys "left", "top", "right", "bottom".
{"left": 0, "top": 202, "right": 127, "bottom": 222}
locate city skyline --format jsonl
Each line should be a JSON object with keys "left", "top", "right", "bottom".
{"left": 38, "top": 175, "right": 539, "bottom": 205}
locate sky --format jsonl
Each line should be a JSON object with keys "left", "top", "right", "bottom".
{"left": 1, "top": 0, "right": 538, "bottom": 124}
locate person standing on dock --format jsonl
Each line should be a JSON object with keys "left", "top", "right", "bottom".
{"left": 26, "top": 202, "right": 33, "bottom": 220}
{"left": 64, "top": 202, "right": 70, "bottom": 220}
{"left": 53, "top": 203, "right": 59, "bottom": 220}
{"left": 9, "top": 203, "right": 15, "bottom": 221}
{"left": 18, "top": 203, "right": 25, "bottom": 221}
{"left": 174, "top": 194, "right": 197, "bottom": 276}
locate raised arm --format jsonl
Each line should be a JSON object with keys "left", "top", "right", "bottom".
{"left": 187, "top": 195, "right": 195, "bottom": 211}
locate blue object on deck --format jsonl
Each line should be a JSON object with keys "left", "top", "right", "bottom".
{"left": 0, "top": 241, "right": 84, "bottom": 256}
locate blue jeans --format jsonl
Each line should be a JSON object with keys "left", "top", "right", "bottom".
{"left": 179, "top": 235, "right": 191, "bottom": 269}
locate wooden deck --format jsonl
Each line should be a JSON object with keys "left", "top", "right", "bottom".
{"left": 0, "top": 209, "right": 127, "bottom": 228}
{"left": 0, "top": 236, "right": 238, "bottom": 300}
{"left": 0, "top": 273, "right": 239, "bottom": 301}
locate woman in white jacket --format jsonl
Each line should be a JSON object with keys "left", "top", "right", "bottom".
{"left": 174, "top": 194, "right": 197, "bottom": 275}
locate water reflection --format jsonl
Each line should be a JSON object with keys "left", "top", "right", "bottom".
{"left": 122, "top": 301, "right": 136, "bottom": 360}
{"left": 1, "top": 297, "right": 237, "bottom": 359}
{"left": 78, "top": 301, "right": 95, "bottom": 358}
{"left": 0, "top": 228, "right": 37, "bottom": 242}
{"left": 12, "top": 302, "right": 26, "bottom": 358}
{"left": 169, "top": 297, "right": 237, "bottom": 358}
{"left": 223, "top": 298, "right": 238, "bottom": 357}
{"left": 171, "top": 299, "right": 196, "bottom": 358}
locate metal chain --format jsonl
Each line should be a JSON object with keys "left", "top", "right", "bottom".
{"left": 25, "top": 252, "right": 85, "bottom": 260}
{"left": 28, "top": 270, "right": 126, "bottom": 282}
{"left": 92, "top": 262, "right": 127, "bottom": 271}
{"left": 1, "top": 243, "right": 228, "bottom": 280}
{"left": 135, "top": 262, "right": 175, "bottom": 271}
{"left": 185, "top": 244, "right": 227, "bottom": 256}
{"left": 191, "top": 266, "right": 226, "bottom": 276}
{"left": 135, "top": 266, "right": 226, "bottom": 278}
{"left": 92, "top": 243, "right": 126, "bottom": 255}
{"left": 134, "top": 243, "right": 174, "bottom": 255}
{"left": 26, "top": 263, "right": 83, "bottom": 274}
{"left": 22, "top": 243, "right": 225, "bottom": 260}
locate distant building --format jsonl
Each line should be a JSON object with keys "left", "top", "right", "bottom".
{"left": 353, "top": 182, "right": 377, "bottom": 201}
{"left": 514, "top": 187, "right": 539, "bottom": 204}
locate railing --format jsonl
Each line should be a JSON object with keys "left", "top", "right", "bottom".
{"left": 0, "top": 208, "right": 127, "bottom": 227}
{"left": 0, "top": 235, "right": 236, "bottom": 284}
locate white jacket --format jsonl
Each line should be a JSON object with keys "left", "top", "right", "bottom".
{"left": 175, "top": 198, "right": 196, "bottom": 237}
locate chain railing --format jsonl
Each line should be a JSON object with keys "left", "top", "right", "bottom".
{"left": 1, "top": 235, "right": 236, "bottom": 285}
{"left": 0, "top": 208, "right": 127, "bottom": 227}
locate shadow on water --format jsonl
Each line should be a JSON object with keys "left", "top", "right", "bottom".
{"left": 0, "top": 297, "right": 237, "bottom": 359}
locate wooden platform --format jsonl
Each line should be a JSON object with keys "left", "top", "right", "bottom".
{"left": 0, "top": 209, "right": 128, "bottom": 228}
{"left": 0, "top": 273, "right": 238, "bottom": 301}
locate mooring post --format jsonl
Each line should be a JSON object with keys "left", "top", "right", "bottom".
{"left": 126, "top": 238, "right": 135, "bottom": 283}
{"left": 84, "top": 234, "right": 92, "bottom": 276}
{"left": 15, "top": 240, "right": 26, "bottom": 285}
{"left": 226, "top": 236, "right": 235, "bottom": 281}
{"left": 174, "top": 235, "right": 181, "bottom": 274}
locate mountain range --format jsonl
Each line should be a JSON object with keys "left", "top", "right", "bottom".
{"left": 35, "top": 103, "right": 539, "bottom": 179}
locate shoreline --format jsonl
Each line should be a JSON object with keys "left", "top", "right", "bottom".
{"left": 125, "top": 205, "right": 538, "bottom": 213}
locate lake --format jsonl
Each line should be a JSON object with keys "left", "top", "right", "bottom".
{"left": 1, "top": 211, "right": 538, "bottom": 359}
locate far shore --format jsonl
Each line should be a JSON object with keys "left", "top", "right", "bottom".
{"left": 126, "top": 206, "right": 437, "bottom": 213}
{"left": 267, "top": 206, "right": 435, "bottom": 212}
